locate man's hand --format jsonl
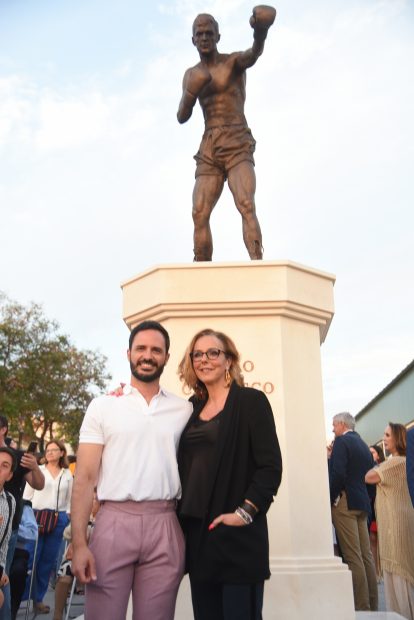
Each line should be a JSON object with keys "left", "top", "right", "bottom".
{"left": 185, "top": 66, "right": 212, "bottom": 97}
{"left": 71, "top": 443, "right": 102, "bottom": 583}
{"left": 250, "top": 5, "right": 276, "bottom": 36}
{"left": 21, "top": 452, "right": 39, "bottom": 471}
{"left": 22, "top": 452, "right": 45, "bottom": 490}
{"left": 208, "top": 512, "right": 247, "bottom": 530}
{"left": 72, "top": 546, "right": 97, "bottom": 584}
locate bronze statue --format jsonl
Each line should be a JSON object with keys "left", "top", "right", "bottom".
{"left": 177, "top": 6, "right": 276, "bottom": 261}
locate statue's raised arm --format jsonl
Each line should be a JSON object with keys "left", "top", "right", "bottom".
{"left": 237, "top": 5, "right": 277, "bottom": 70}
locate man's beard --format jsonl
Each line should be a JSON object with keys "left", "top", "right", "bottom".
{"left": 130, "top": 359, "right": 166, "bottom": 383}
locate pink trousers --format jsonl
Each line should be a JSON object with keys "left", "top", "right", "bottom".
{"left": 85, "top": 500, "right": 185, "bottom": 620}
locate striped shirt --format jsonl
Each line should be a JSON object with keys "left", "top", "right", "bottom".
{"left": 0, "top": 488, "right": 16, "bottom": 569}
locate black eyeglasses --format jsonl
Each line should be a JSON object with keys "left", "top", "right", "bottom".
{"left": 190, "top": 348, "right": 226, "bottom": 362}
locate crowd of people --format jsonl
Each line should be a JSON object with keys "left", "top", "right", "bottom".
{"left": 0, "top": 320, "right": 412, "bottom": 620}
{"left": 329, "top": 413, "right": 414, "bottom": 619}
{"left": 0, "top": 423, "right": 75, "bottom": 619}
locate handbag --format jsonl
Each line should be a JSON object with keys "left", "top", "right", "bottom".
{"left": 34, "top": 470, "right": 63, "bottom": 535}
{"left": 34, "top": 508, "right": 59, "bottom": 535}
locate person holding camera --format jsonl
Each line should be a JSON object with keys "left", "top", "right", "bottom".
{"left": 23, "top": 439, "right": 72, "bottom": 615}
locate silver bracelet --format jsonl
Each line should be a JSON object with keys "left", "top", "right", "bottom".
{"left": 235, "top": 507, "right": 253, "bottom": 525}
{"left": 241, "top": 501, "right": 258, "bottom": 518}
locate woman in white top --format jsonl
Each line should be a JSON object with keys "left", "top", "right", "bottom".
{"left": 23, "top": 440, "right": 73, "bottom": 614}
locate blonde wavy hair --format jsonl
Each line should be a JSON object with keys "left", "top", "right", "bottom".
{"left": 178, "top": 329, "right": 244, "bottom": 400}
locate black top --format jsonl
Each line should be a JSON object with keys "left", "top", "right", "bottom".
{"left": 177, "top": 383, "right": 283, "bottom": 584}
{"left": 5, "top": 450, "right": 30, "bottom": 530}
{"left": 179, "top": 412, "right": 222, "bottom": 518}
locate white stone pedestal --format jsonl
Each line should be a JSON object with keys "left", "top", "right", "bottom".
{"left": 121, "top": 260, "right": 355, "bottom": 619}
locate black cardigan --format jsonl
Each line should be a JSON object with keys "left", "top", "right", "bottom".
{"left": 177, "top": 382, "right": 283, "bottom": 583}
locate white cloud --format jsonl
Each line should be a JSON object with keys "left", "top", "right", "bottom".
{"left": 0, "top": 63, "right": 172, "bottom": 156}
{"left": 334, "top": 0, "right": 407, "bottom": 34}
{"left": 158, "top": 0, "right": 247, "bottom": 18}
{"left": 0, "top": 76, "right": 34, "bottom": 146}
{"left": 116, "top": 60, "right": 134, "bottom": 78}
{"left": 35, "top": 92, "right": 110, "bottom": 150}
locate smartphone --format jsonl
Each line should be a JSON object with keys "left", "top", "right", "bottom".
{"left": 27, "top": 441, "right": 38, "bottom": 454}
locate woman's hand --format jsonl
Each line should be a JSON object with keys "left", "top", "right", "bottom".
{"left": 108, "top": 383, "right": 125, "bottom": 397}
{"left": 208, "top": 512, "right": 247, "bottom": 530}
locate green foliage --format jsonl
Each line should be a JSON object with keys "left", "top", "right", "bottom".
{"left": 0, "top": 292, "right": 111, "bottom": 450}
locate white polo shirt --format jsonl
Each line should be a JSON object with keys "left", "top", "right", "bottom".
{"left": 79, "top": 384, "right": 192, "bottom": 502}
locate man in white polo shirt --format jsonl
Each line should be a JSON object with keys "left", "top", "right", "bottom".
{"left": 71, "top": 320, "right": 192, "bottom": 620}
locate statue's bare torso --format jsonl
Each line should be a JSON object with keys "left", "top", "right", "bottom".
{"left": 194, "top": 53, "right": 248, "bottom": 128}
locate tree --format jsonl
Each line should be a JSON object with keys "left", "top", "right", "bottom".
{"left": 0, "top": 292, "right": 111, "bottom": 450}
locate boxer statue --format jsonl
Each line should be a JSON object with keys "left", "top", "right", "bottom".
{"left": 178, "top": 6, "right": 276, "bottom": 261}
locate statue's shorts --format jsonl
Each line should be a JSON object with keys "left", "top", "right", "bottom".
{"left": 194, "top": 124, "right": 256, "bottom": 179}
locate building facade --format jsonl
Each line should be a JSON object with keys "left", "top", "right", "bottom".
{"left": 355, "top": 359, "right": 414, "bottom": 446}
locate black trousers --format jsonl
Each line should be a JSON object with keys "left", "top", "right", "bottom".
{"left": 190, "top": 578, "right": 264, "bottom": 620}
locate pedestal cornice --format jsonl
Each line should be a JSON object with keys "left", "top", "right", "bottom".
{"left": 121, "top": 260, "right": 335, "bottom": 342}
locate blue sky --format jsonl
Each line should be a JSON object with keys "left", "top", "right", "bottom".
{"left": 1, "top": 0, "right": 413, "bottom": 437}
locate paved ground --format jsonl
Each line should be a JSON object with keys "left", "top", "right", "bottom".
{"left": 14, "top": 579, "right": 387, "bottom": 619}
{"left": 378, "top": 579, "right": 386, "bottom": 611}
{"left": 15, "top": 584, "right": 84, "bottom": 619}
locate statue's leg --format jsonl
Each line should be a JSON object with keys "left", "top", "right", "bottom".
{"left": 192, "top": 174, "right": 225, "bottom": 261}
{"left": 227, "top": 161, "right": 263, "bottom": 260}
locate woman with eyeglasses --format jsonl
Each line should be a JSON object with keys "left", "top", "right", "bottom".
{"left": 23, "top": 440, "right": 73, "bottom": 615}
{"left": 177, "top": 328, "right": 282, "bottom": 620}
